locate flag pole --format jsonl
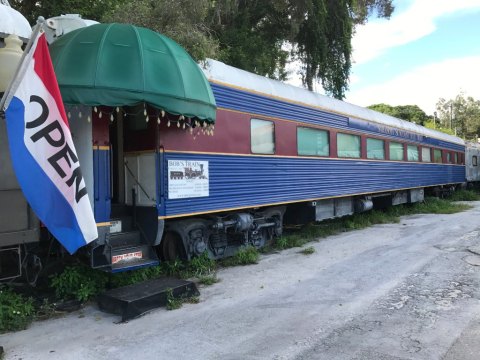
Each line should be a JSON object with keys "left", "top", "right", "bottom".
{"left": 0, "top": 16, "right": 45, "bottom": 116}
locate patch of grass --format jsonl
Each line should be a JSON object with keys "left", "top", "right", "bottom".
{"left": 198, "top": 274, "right": 220, "bottom": 286}
{"left": 408, "top": 197, "right": 472, "bottom": 214}
{"left": 446, "top": 189, "right": 480, "bottom": 201}
{"left": 221, "top": 246, "right": 259, "bottom": 266}
{"left": 271, "top": 195, "right": 472, "bottom": 253}
{"left": 299, "top": 246, "right": 315, "bottom": 255}
{"left": 0, "top": 286, "right": 35, "bottom": 333}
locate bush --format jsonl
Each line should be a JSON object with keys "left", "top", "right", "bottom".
{"left": 0, "top": 287, "right": 35, "bottom": 333}
{"left": 186, "top": 252, "right": 217, "bottom": 277}
{"left": 110, "top": 266, "right": 166, "bottom": 288}
{"left": 50, "top": 265, "right": 109, "bottom": 302}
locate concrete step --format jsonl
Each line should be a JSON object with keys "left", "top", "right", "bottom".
{"left": 97, "top": 277, "right": 199, "bottom": 322}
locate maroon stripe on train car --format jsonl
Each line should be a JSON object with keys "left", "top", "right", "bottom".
{"left": 92, "top": 107, "right": 110, "bottom": 147}
{"left": 160, "top": 109, "right": 251, "bottom": 154}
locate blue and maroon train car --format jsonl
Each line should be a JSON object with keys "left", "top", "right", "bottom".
{"left": 153, "top": 59, "right": 466, "bottom": 261}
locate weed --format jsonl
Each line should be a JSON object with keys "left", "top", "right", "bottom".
{"left": 183, "top": 296, "right": 200, "bottom": 304}
{"left": 0, "top": 286, "right": 35, "bottom": 333}
{"left": 186, "top": 252, "right": 217, "bottom": 278}
{"left": 35, "top": 299, "right": 57, "bottom": 321}
{"left": 165, "top": 288, "right": 183, "bottom": 310}
{"left": 50, "top": 265, "right": 109, "bottom": 302}
{"left": 198, "top": 275, "right": 220, "bottom": 286}
{"left": 221, "top": 246, "right": 259, "bottom": 266}
{"left": 161, "top": 259, "right": 187, "bottom": 277}
{"left": 299, "top": 246, "right": 315, "bottom": 255}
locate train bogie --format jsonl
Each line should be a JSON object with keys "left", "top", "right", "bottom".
{"left": 161, "top": 206, "right": 285, "bottom": 261}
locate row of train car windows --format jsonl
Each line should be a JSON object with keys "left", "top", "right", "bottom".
{"left": 250, "top": 119, "right": 463, "bottom": 164}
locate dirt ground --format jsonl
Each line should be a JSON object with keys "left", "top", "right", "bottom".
{"left": 2, "top": 202, "right": 480, "bottom": 360}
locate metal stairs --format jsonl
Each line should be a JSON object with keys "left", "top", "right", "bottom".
{"left": 91, "top": 205, "right": 159, "bottom": 272}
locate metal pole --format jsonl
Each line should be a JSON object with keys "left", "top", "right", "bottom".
{"left": 449, "top": 103, "right": 453, "bottom": 129}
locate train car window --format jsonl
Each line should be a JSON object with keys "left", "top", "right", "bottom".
{"left": 297, "top": 127, "right": 329, "bottom": 156}
{"left": 433, "top": 149, "right": 442, "bottom": 163}
{"left": 366, "top": 138, "right": 385, "bottom": 159}
{"left": 407, "top": 145, "right": 419, "bottom": 161}
{"left": 473, "top": 155, "right": 478, "bottom": 166}
{"left": 446, "top": 152, "right": 452, "bottom": 163}
{"left": 389, "top": 142, "right": 404, "bottom": 161}
{"left": 421, "top": 147, "right": 431, "bottom": 162}
{"left": 337, "top": 133, "right": 361, "bottom": 158}
{"left": 251, "top": 119, "right": 275, "bottom": 154}
{"left": 454, "top": 153, "right": 459, "bottom": 164}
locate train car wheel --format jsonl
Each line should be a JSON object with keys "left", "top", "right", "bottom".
{"left": 159, "top": 232, "right": 186, "bottom": 261}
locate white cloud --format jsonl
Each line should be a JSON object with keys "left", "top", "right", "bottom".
{"left": 345, "top": 56, "right": 480, "bottom": 114}
{"left": 352, "top": 0, "right": 480, "bottom": 64}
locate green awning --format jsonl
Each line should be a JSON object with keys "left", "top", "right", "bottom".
{"left": 49, "top": 23, "right": 216, "bottom": 122}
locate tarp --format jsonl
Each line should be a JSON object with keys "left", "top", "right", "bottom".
{"left": 49, "top": 23, "right": 216, "bottom": 122}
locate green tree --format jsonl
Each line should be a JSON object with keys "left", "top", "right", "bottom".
{"left": 103, "top": 0, "right": 219, "bottom": 61}
{"left": 9, "top": 0, "right": 124, "bottom": 24}
{"left": 436, "top": 93, "right": 480, "bottom": 140}
{"left": 210, "top": 0, "right": 394, "bottom": 99}
{"left": 368, "top": 103, "right": 429, "bottom": 125}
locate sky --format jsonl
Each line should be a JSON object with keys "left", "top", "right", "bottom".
{"left": 344, "top": 0, "right": 480, "bottom": 115}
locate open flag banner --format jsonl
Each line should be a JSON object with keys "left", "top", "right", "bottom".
{"left": 3, "top": 31, "right": 98, "bottom": 254}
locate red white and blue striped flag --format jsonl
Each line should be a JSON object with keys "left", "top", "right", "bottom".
{"left": 2, "top": 31, "right": 98, "bottom": 254}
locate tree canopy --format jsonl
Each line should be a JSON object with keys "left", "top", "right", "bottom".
{"left": 207, "top": 0, "right": 394, "bottom": 99}
{"left": 435, "top": 93, "right": 480, "bottom": 141}
{"left": 9, "top": 0, "right": 123, "bottom": 23}
{"left": 10, "top": 0, "right": 394, "bottom": 100}
{"left": 368, "top": 94, "right": 480, "bottom": 140}
{"left": 368, "top": 103, "right": 429, "bottom": 125}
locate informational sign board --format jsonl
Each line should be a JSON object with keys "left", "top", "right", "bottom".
{"left": 168, "top": 160, "right": 209, "bottom": 199}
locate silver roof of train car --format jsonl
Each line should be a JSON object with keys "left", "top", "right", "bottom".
{"left": 202, "top": 59, "right": 464, "bottom": 146}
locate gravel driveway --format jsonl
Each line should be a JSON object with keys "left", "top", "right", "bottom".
{"left": 3, "top": 202, "right": 480, "bottom": 360}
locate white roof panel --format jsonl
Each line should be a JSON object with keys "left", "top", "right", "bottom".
{"left": 202, "top": 59, "right": 464, "bottom": 146}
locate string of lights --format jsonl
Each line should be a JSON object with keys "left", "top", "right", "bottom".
{"left": 65, "top": 103, "right": 215, "bottom": 137}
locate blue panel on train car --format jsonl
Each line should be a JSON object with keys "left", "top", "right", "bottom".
{"left": 211, "top": 83, "right": 349, "bottom": 129}
{"left": 161, "top": 152, "right": 465, "bottom": 218}
{"left": 93, "top": 149, "right": 111, "bottom": 222}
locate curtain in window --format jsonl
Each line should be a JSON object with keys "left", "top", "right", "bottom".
{"left": 337, "top": 133, "right": 361, "bottom": 158}
{"left": 366, "top": 138, "right": 384, "bottom": 159}
{"left": 298, "top": 128, "right": 329, "bottom": 156}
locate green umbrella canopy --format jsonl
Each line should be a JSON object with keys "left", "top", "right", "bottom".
{"left": 49, "top": 23, "right": 216, "bottom": 122}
